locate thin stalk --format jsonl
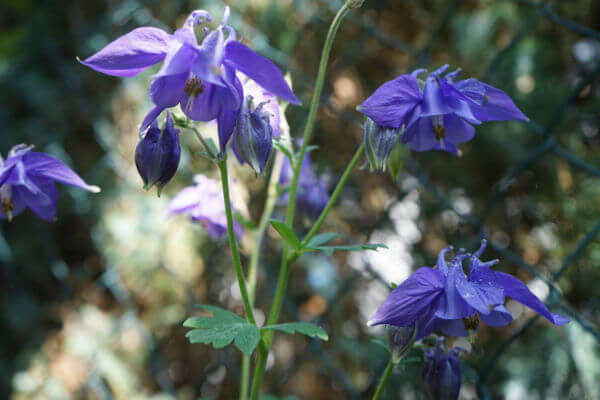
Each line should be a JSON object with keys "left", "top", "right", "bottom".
{"left": 217, "top": 159, "right": 256, "bottom": 326}
{"left": 372, "top": 358, "right": 395, "bottom": 400}
{"left": 248, "top": 152, "right": 285, "bottom": 300}
{"left": 249, "top": 5, "right": 354, "bottom": 398}
{"left": 240, "top": 152, "right": 284, "bottom": 400}
{"left": 240, "top": 356, "right": 251, "bottom": 400}
{"left": 192, "top": 126, "right": 217, "bottom": 158}
{"left": 284, "top": 1, "right": 351, "bottom": 227}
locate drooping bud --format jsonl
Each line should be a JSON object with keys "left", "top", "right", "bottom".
{"left": 234, "top": 95, "right": 273, "bottom": 174}
{"left": 386, "top": 134, "right": 408, "bottom": 180}
{"left": 386, "top": 323, "right": 418, "bottom": 364}
{"left": 422, "top": 339, "right": 462, "bottom": 400}
{"left": 364, "top": 118, "right": 401, "bottom": 171}
{"left": 135, "top": 111, "right": 181, "bottom": 195}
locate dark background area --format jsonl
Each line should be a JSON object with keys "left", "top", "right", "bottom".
{"left": 1, "top": 0, "right": 599, "bottom": 399}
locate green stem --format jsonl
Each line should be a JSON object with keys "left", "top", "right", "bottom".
{"left": 240, "top": 355, "right": 251, "bottom": 400}
{"left": 217, "top": 158, "right": 256, "bottom": 326}
{"left": 192, "top": 126, "right": 217, "bottom": 158}
{"left": 284, "top": 2, "right": 351, "bottom": 228}
{"left": 248, "top": 152, "right": 285, "bottom": 300}
{"left": 372, "top": 358, "right": 394, "bottom": 400}
{"left": 240, "top": 152, "right": 284, "bottom": 400}
{"left": 249, "top": 5, "right": 354, "bottom": 398}
{"left": 302, "top": 141, "right": 365, "bottom": 246}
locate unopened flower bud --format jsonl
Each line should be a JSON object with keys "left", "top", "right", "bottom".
{"left": 422, "top": 339, "right": 462, "bottom": 400}
{"left": 386, "top": 323, "right": 418, "bottom": 363}
{"left": 364, "top": 118, "right": 401, "bottom": 172}
{"left": 135, "top": 111, "right": 181, "bottom": 195}
{"left": 234, "top": 95, "right": 273, "bottom": 174}
{"left": 348, "top": 0, "right": 365, "bottom": 8}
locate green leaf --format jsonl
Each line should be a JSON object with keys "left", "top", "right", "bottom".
{"left": 183, "top": 305, "right": 260, "bottom": 355}
{"left": 304, "top": 145, "right": 319, "bottom": 154}
{"left": 371, "top": 338, "right": 390, "bottom": 353}
{"left": 306, "top": 232, "right": 340, "bottom": 247}
{"left": 262, "top": 322, "right": 328, "bottom": 341}
{"left": 269, "top": 219, "right": 301, "bottom": 249}
{"left": 308, "top": 243, "right": 388, "bottom": 256}
{"left": 272, "top": 139, "right": 294, "bottom": 161}
{"left": 234, "top": 213, "right": 256, "bottom": 230}
{"left": 203, "top": 137, "right": 219, "bottom": 156}
{"left": 260, "top": 396, "right": 299, "bottom": 400}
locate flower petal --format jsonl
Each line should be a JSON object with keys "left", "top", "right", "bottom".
{"left": 402, "top": 117, "right": 437, "bottom": 151}
{"left": 358, "top": 74, "right": 421, "bottom": 128}
{"left": 180, "top": 83, "right": 222, "bottom": 121}
{"left": 455, "top": 265, "right": 504, "bottom": 315}
{"left": 224, "top": 41, "right": 300, "bottom": 105}
{"left": 368, "top": 267, "right": 445, "bottom": 327}
{"left": 468, "top": 83, "right": 529, "bottom": 122}
{"left": 493, "top": 271, "right": 570, "bottom": 325}
{"left": 141, "top": 105, "right": 166, "bottom": 132}
{"left": 21, "top": 153, "right": 100, "bottom": 192}
{"left": 79, "top": 27, "right": 172, "bottom": 77}
{"left": 15, "top": 178, "right": 58, "bottom": 222}
{"left": 165, "top": 186, "right": 201, "bottom": 216}
{"left": 480, "top": 305, "right": 512, "bottom": 327}
{"left": 421, "top": 78, "right": 480, "bottom": 124}
{"left": 442, "top": 114, "right": 475, "bottom": 144}
{"left": 435, "top": 265, "right": 475, "bottom": 320}
{"left": 217, "top": 107, "right": 239, "bottom": 152}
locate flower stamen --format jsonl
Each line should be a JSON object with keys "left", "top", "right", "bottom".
{"left": 0, "top": 184, "right": 14, "bottom": 221}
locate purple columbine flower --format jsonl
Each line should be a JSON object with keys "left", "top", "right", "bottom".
{"left": 422, "top": 339, "right": 462, "bottom": 400}
{"left": 135, "top": 111, "right": 181, "bottom": 194}
{"left": 79, "top": 7, "right": 299, "bottom": 151}
{"left": 368, "top": 240, "right": 569, "bottom": 339}
{"left": 0, "top": 144, "right": 100, "bottom": 221}
{"left": 279, "top": 153, "right": 330, "bottom": 219}
{"left": 165, "top": 174, "right": 242, "bottom": 239}
{"left": 358, "top": 65, "right": 528, "bottom": 154}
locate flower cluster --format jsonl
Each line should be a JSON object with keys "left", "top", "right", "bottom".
{"left": 358, "top": 65, "right": 528, "bottom": 166}
{"left": 0, "top": 145, "right": 99, "bottom": 221}
{"left": 369, "top": 240, "right": 569, "bottom": 339}
{"left": 81, "top": 6, "right": 299, "bottom": 185}
{"left": 165, "top": 174, "right": 242, "bottom": 239}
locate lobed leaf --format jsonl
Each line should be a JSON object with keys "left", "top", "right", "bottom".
{"left": 183, "top": 305, "right": 260, "bottom": 355}
{"left": 262, "top": 322, "right": 328, "bottom": 341}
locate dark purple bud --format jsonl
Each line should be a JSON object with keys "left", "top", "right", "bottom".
{"left": 386, "top": 323, "right": 417, "bottom": 363}
{"left": 422, "top": 339, "right": 462, "bottom": 400}
{"left": 364, "top": 118, "right": 401, "bottom": 172}
{"left": 135, "top": 111, "right": 181, "bottom": 195}
{"left": 234, "top": 95, "right": 273, "bottom": 174}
